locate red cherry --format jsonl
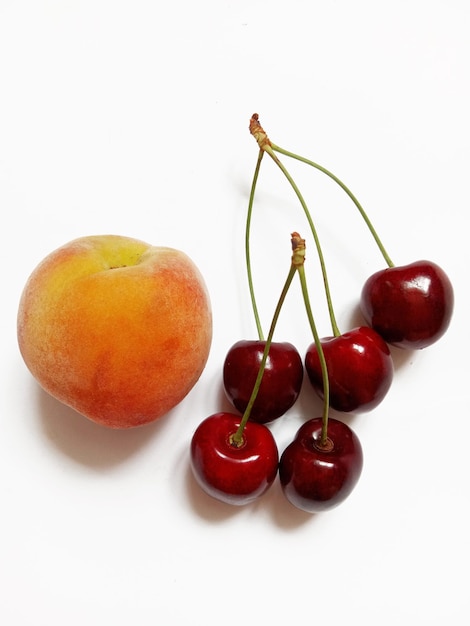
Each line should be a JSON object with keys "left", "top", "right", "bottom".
{"left": 223, "top": 340, "right": 303, "bottom": 423}
{"left": 360, "top": 260, "right": 454, "bottom": 349}
{"left": 305, "top": 326, "right": 394, "bottom": 413}
{"left": 190, "top": 412, "right": 279, "bottom": 506}
{"left": 279, "top": 417, "right": 363, "bottom": 513}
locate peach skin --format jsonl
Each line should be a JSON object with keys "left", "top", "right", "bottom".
{"left": 17, "top": 235, "right": 212, "bottom": 428}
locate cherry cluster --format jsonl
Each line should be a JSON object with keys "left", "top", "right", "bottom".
{"left": 190, "top": 115, "right": 454, "bottom": 514}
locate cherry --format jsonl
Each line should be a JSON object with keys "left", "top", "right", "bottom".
{"left": 190, "top": 234, "right": 305, "bottom": 507}
{"left": 220, "top": 139, "right": 304, "bottom": 425}
{"left": 360, "top": 260, "right": 454, "bottom": 349}
{"left": 305, "top": 326, "right": 394, "bottom": 413}
{"left": 223, "top": 340, "right": 303, "bottom": 423}
{"left": 279, "top": 233, "right": 364, "bottom": 513}
{"left": 279, "top": 417, "right": 363, "bottom": 513}
{"left": 239, "top": 115, "right": 455, "bottom": 517}
{"left": 190, "top": 412, "right": 279, "bottom": 506}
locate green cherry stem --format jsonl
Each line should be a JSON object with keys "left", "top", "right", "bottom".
{"left": 250, "top": 113, "right": 394, "bottom": 268}
{"left": 292, "top": 233, "right": 331, "bottom": 448}
{"left": 271, "top": 144, "right": 394, "bottom": 268}
{"left": 249, "top": 113, "right": 341, "bottom": 338}
{"left": 245, "top": 148, "right": 266, "bottom": 341}
{"left": 230, "top": 233, "right": 299, "bottom": 447}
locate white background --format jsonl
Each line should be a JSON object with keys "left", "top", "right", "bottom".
{"left": 1, "top": 1, "right": 469, "bottom": 624}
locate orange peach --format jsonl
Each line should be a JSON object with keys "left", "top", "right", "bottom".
{"left": 17, "top": 235, "right": 212, "bottom": 428}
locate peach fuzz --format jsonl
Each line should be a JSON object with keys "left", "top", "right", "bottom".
{"left": 17, "top": 235, "right": 212, "bottom": 428}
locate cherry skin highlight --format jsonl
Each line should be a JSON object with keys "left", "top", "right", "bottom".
{"left": 305, "top": 326, "right": 394, "bottom": 413}
{"left": 190, "top": 412, "right": 279, "bottom": 506}
{"left": 279, "top": 417, "right": 363, "bottom": 513}
{"left": 360, "top": 260, "right": 454, "bottom": 349}
{"left": 223, "top": 340, "right": 303, "bottom": 423}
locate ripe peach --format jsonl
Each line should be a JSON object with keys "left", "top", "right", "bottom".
{"left": 17, "top": 235, "right": 212, "bottom": 428}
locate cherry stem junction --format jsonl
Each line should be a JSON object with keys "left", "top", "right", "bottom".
{"left": 292, "top": 233, "right": 331, "bottom": 447}
{"left": 231, "top": 233, "right": 299, "bottom": 447}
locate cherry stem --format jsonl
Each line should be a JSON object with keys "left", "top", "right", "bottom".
{"left": 271, "top": 144, "right": 394, "bottom": 267}
{"left": 250, "top": 112, "right": 396, "bottom": 267}
{"left": 292, "top": 234, "right": 331, "bottom": 447}
{"left": 231, "top": 234, "right": 299, "bottom": 446}
{"left": 245, "top": 149, "right": 265, "bottom": 341}
{"left": 249, "top": 114, "right": 341, "bottom": 337}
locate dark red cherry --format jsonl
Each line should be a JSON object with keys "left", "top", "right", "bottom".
{"left": 190, "top": 412, "right": 279, "bottom": 506}
{"left": 305, "top": 326, "right": 393, "bottom": 413}
{"left": 360, "top": 260, "right": 454, "bottom": 349}
{"left": 223, "top": 340, "right": 303, "bottom": 423}
{"left": 279, "top": 417, "right": 363, "bottom": 513}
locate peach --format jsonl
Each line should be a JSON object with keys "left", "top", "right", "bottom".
{"left": 17, "top": 235, "right": 212, "bottom": 428}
